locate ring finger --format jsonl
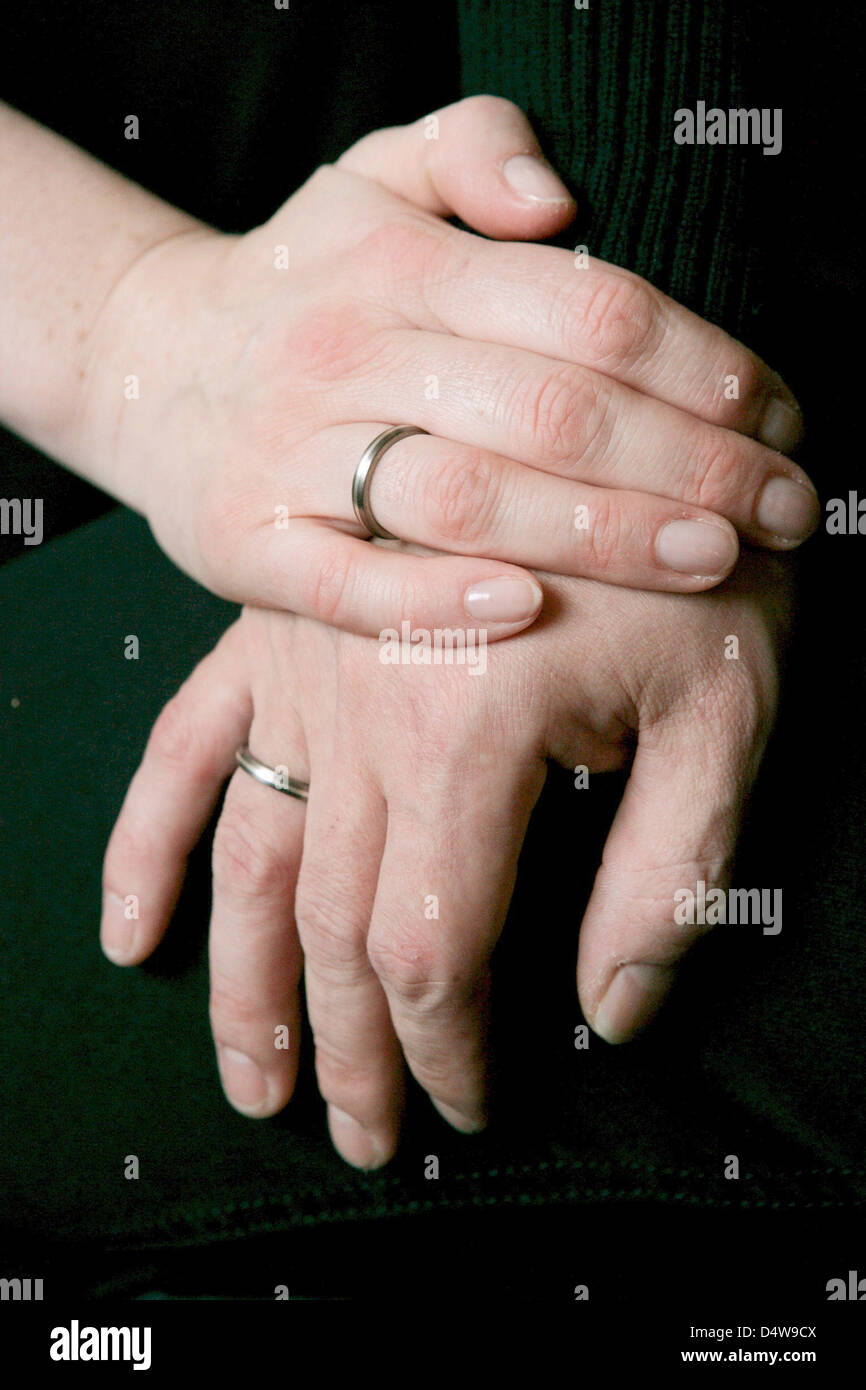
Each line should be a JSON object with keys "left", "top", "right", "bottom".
{"left": 307, "top": 330, "right": 818, "bottom": 548}
{"left": 285, "top": 422, "right": 741, "bottom": 590}
{"left": 208, "top": 714, "right": 309, "bottom": 1118}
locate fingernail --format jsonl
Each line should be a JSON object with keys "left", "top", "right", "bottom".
{"left": 433, "top": 1099, "right": 487, "bottom": 1133}
{"left": 217, "top": 1045, "right": 269, "bottom": 1115}
{"left": 758, "top": 396, "right": 803, "bottom": 453}
{"left": 503, "top": 154, "right": 573, "bottom": 204}
{"left": 594, "top": 962, "right": 676, "bottom": 1045}
{"left": 327, "top": 1105, "right": 390, "bottom": 1170}
{"left": 655, "top": 519, "right": 738, "bottom": 577}
{"left": 756, "top": 475, "right": 819, "bottom": 542}
{"left": 101, "top": 890, "right": 136, "bottom": 964}
{"left": 464, "top": 575, "right": 543, "bottom": 622}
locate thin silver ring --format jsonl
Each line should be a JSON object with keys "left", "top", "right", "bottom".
{"left": 352, "top": 425, "right": 428, "bottom": 540}
{"left": 235, "top": 746, "right": 309, "bottom": 801}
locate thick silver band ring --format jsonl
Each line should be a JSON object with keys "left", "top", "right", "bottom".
{"left": 352, "top": 424, "right": 429, "bottom": 540}
{"left": 235, "top": 746, "right": 309, "bottom": 801}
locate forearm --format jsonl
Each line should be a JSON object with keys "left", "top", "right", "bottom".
{"left": 0, "top": 101, "right": 205, "bottom": 503}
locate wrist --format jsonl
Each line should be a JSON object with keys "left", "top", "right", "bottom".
{"left": 74, "top": 222, "right": 230, "bottom": 515}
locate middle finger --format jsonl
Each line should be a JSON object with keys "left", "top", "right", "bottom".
{"left": 316, "top": 329, "right": 818, "bottom": 548}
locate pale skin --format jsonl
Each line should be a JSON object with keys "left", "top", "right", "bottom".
{"left": 2, "top": 95, "right": 814, "bottom": 636}
{"left": 102, "top": 551, "right": 791, "bottom": 1168}
{"left": 0, "top": 94, "right": 811, "bottom": 1166}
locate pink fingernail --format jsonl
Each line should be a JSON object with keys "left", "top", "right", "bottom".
{"left": 101, "top": 890, "right": 136, "bottom": 964}
{"left": 758, "top": 397, "right": 803, "bottom": 454}
{"left": 217, "top": 1045, "right": 269, "bottom": 1114}
{"left": 655, "top": 519, "right": 738, "bottom": 577}
{"left": 502, "top": 154, "right": 573, "bottom": 204}
{"left": 593, "top": 962, "right": 676, "bottom": 1044}
{"left": 756, "top": 475, "right": 819, "bottom": 542}
{"left": 328, "top": 1105, "right": 390, "bottom": 1170}
{"left": 432, "top": 1099, "right": 487, "bottom": 1133}
{"left": 464, "top": 575, "right": 543, "bottom": 622}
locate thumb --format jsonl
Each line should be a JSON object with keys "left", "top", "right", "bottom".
{"left": 576, "top": 701, "right": 765, "bottom": 1044}
{"left": 337, "top": 94, "right": 576, "bottom": 240}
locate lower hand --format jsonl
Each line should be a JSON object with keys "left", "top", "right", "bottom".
{"left": 101, "top": 553, "right": 792, "bottom": 1167}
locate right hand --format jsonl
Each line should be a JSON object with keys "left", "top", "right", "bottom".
{"left": 85, "top": 96, "right": 816, "bottom": 640}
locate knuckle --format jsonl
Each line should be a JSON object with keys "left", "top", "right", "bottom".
{"left": 725, "top": 670, "right": 771, "bottom": 746}
{"left": 580, "top": 491, "right": 629, "bottom": 573}
{"left": 573, "top": 273, "right": 663, "bottom": 374}
{"left": 367, "top": 927, "right": 450, "bottom": 1006}
{"left": 516, "top": 365, "right": 593, "bottom": 461}
{"left": 313, "top": 1041, "right": 380, "bottom": 1111}
{"left": 689, "top": 431, "right": 743, "bottom": 512}
{"left": 212, "top": 802, "right": 289, "bottom": 900}
{"left": 295, "top": 889, "right": 368, "bottom": 980}
{"left": 209, "top": 976, "right": 268, "bottom": 1036}
{"left": 692, "top": 663, "right": 771, "bottom": 753}
{"left": 286, "top": 301, "right": 392, "bottom": 385}
{"left": 421, "top": 450, "right": 500, "bottom": 547}
{"left": 334, "top": 208, "right": 468, "bottom": 329}
{"left": 352, "top": 214, "right": 456, "bottom": 301}
{"left": 146, "top": 691, "right": 199, "bottom": 769}
{"left": 709, "top": 347, "right": 764, "bottom": 425}
{"left": 734, "top": 352, "right": 764, "bottom": 401}
{"left": 296, "top": 542, "right": 355, "bottom": 626}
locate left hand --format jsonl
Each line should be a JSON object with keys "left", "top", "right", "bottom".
{"left": 101, "top": 553, "right": 792, "bottom": 1167}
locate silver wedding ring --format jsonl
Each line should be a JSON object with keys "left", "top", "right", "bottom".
{"left": 235, "top": 746, "right": 309, "bottom": 801}
{"left": 351, "top": 424, "right": 428, "bottom": 540}
{"left": 234, "top": 426, "right": 427, "bottom": 800}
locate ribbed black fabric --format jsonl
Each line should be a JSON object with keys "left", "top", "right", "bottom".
{"left": 458, "top": 0, "right": 757, "bottom": 335}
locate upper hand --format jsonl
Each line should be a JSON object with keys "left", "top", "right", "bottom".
{"left": 84, "top": 96, "right": 815, "bottom": 641}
